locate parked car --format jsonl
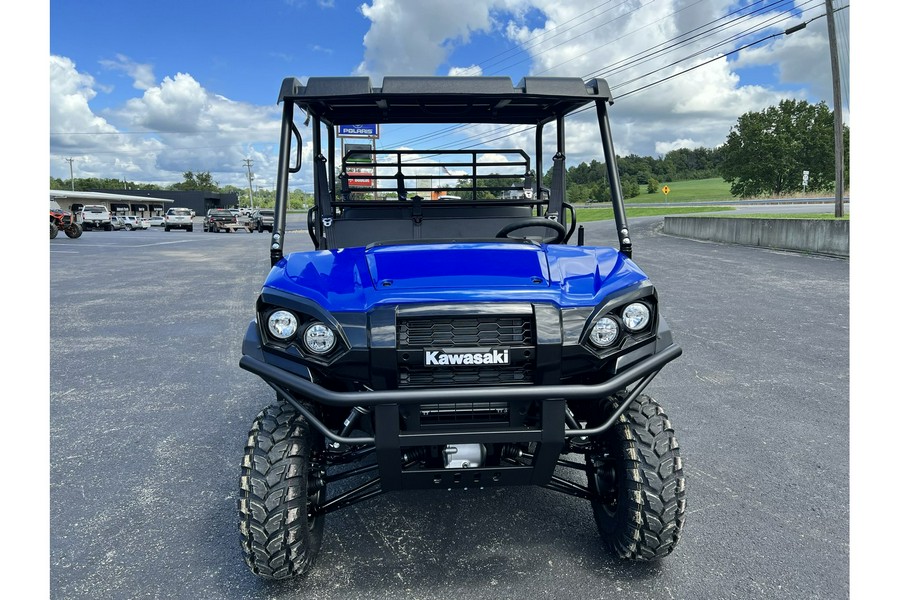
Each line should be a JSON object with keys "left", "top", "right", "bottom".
{"left": 109, "top": 216, "right": 125, "bottom": 231}
{"left": 251, "top": 208, "right": 274, "bottom": 233}
{"left": 148, "top": 216, "right": 165, "bottom": 227}
{"left": 165, "top": 207, "right": 194, "bottom": 232}
{"left": 121, "top": 216, "right": 148, "bottom": 231}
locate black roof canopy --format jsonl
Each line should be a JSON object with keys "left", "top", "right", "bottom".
{"left": 278, "top": 76, "right": 613, "bottom": 125}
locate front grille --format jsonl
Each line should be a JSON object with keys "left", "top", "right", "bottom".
{"left": 399, "top": 365, "right": 533, "bottom": 387}
{"left": 397, "top": 314, "right": 535, "bottom": 388}
{"left": 419, "top": 402, "right": 509, "bottom": 425}
{"left": 398, "top": 316, "right": 534, "bottom": 347}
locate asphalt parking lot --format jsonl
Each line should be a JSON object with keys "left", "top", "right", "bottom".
{"left": 49, "top": 216, "right": 849, "bottom": 599}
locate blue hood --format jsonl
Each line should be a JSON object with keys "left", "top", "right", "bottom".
{"left": 263, "top": 242, "right": 647, "bottom": 312}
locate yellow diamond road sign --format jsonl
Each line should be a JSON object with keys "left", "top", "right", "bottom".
{"left": 662, "top": 185, "right": 670, "bottom": 195}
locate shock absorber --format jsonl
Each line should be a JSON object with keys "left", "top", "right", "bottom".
{"left": 401, "top": 447, "right": 428, "bottom": 463}
{"left": 500, "top": 444, "right": 524, "bottom": 460}
{"left": 339, "top": 406, "right": 370, "bottom": 437}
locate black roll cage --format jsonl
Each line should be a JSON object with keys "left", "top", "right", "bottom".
{"left": 270, "top": 75, "right": 632, "bottom": 266}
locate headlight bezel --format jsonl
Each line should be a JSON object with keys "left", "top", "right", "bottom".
{"left": 580, "top": 286, "right": 658, "bottom": 357}
{"left": 258, "top": 299, "right": 345, "bottom": 362}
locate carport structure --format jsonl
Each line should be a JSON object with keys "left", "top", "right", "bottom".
{"left": 49, "top": 190, "right": 174, "bottom": 217}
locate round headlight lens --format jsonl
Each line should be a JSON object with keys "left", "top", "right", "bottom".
{"left": 304, "top": 322, "right": 336, "bottom": 354}
{"left": 589, "top": 317, "right": 619, "bottom": 347}
{"left": 622, "top": 303, "right": 651, "bottom": 331}
{"left": 267, "top": 310, "right": 298, "bottom": 340}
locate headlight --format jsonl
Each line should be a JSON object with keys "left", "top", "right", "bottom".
{"left": 622, "top": 303, "right": 651, "bottom": 331}
{"left": 267, "top": 310, "right": 298, "bottom": 340}
{"left": 589, "top": 317, "right": 619, "bottom": 347}
{"left": 303, "top": 322, "right": 336, "bottom": 354}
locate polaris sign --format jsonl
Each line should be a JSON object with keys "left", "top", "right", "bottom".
{"left": 337, "top": 124, "right": 379, "bottom": 138}
{"left": 425, "top": 348, "right": 510, "bottom": 366}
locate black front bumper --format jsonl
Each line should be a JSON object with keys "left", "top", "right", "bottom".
{"left": 239, "top": 341, "right": 680, "bottom": 408}
{"left": 240, "top": 341, "right": 680, "bottom": 491}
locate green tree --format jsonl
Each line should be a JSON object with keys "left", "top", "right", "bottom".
{"left": 170, "top": 170, "right": 219, "bottom": 192}
{"left": 647, "top": 178, "right": 659, "bottom": 194}
{"left": 452, "top": 175, "right": 525, "bottom": 200}
{"left": 621, "top": 179, "right": 641, "bottom": 199}
{"left": 721, "top": 99, "right": 848, "bottom": 198}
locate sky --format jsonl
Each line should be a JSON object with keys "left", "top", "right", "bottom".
{"left": 46, "top": 0, "right": 851, "bottom": 193}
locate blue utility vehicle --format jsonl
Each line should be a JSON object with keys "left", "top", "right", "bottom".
{"left": 238, "top": 76, "right": 685, "bottom": 580}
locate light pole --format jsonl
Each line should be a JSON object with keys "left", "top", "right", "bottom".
{"left": 66, "top": 158, "right": 75, "bottom": 190}
{"left": 785, "top": 4, "right": 845, "bottom": 217}
{"left": 825, "top": 0, "right": 844, "bottom": 218}
{"left": 244, "top": 158, "right": 255, "bottom": 209}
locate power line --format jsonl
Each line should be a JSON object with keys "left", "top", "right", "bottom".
{"left": 455, "top": 0, "right": 626, "bottom": 76}
{"left": 582, "top": 0, "right": 799, "bottom": 81}
{"left": 481, "top": 0, "right": 660, "bottom": 77}
{"left": 613, "top": 6, "right": 818, "bottom": 95}
{"left": 395, "top": 9, "right": 833, "bottom": 156}
{"left": 385, "top": 0, "right": 817, "bottom": 150}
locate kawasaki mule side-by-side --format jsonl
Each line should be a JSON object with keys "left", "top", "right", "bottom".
{"left": 237, "top": 75, "right": 685, "bottom": 580}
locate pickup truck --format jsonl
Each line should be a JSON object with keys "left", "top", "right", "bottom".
{"left": 251, "top": 208, "right": 274, "bottom": 233}
{"left": 204, "top": 208, "right": 240, "bottom": 232}
{"left": 78, "top": 205, "right": 112, "bottom": 231}
{"left": 231, "top": 209, "right": 253, "bottom": 230}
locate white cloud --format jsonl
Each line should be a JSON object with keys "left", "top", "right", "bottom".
{"left": 50, "top": 55, "right": 123, "bottom": 150}
{"left": 48, "top": 1, "right": 849, "bottom": 190}
{"left": 732, "top": 7, "right": 849, "bottom": 110}
{"left": 356, "top": 0, "right": 839, "bottom": 160}
{"left": 98, "top": 54, "right": 156, "bottom": 90}
{"left": 655, "top": 138, "right": 703, "bottom": 155}
{"left": 449, "top": 65, "right": 483, "bottom": 77}
{"left": 50, "top": 56, "right": 283, "bottom": 188}
{"left": 353, "top": 0, "right": 524, "bottom": 81}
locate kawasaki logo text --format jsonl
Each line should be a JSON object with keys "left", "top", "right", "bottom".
{"left": 424, "top": 348, "right": 509, "bottom": 366}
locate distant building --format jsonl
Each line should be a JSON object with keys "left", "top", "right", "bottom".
{"left": 90, "top": 189, "right": 238, "bottom": 216}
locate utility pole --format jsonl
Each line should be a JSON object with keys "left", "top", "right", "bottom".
{"left": 825, "top": 0, "right": 844, "bottom": 218}
{"left": 243, "top": 158, "right": 255, "bottom": 209}
{"left": 65, "top": 158, "right": 75, "bottom": 191}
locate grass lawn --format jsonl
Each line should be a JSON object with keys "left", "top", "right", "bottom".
{"left": 576, "top": 206, "right": 734, "bottom": 222}
{"left": 629, "top": 177, "right": 734, "bottom": 203}
{"left": 610, "top": 177, "right": 838, "bottom": 204}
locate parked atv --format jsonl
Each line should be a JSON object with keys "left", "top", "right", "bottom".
{"left": 50, "top": 200, "right": 83, "bottom": 239}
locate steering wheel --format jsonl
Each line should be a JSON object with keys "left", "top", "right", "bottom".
{"left": 496, "top": 218, "right": 567, "bottom": 244}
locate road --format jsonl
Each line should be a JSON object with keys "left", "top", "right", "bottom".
{"left": 49, "top": 216, "right": 849, "bottom": 599}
